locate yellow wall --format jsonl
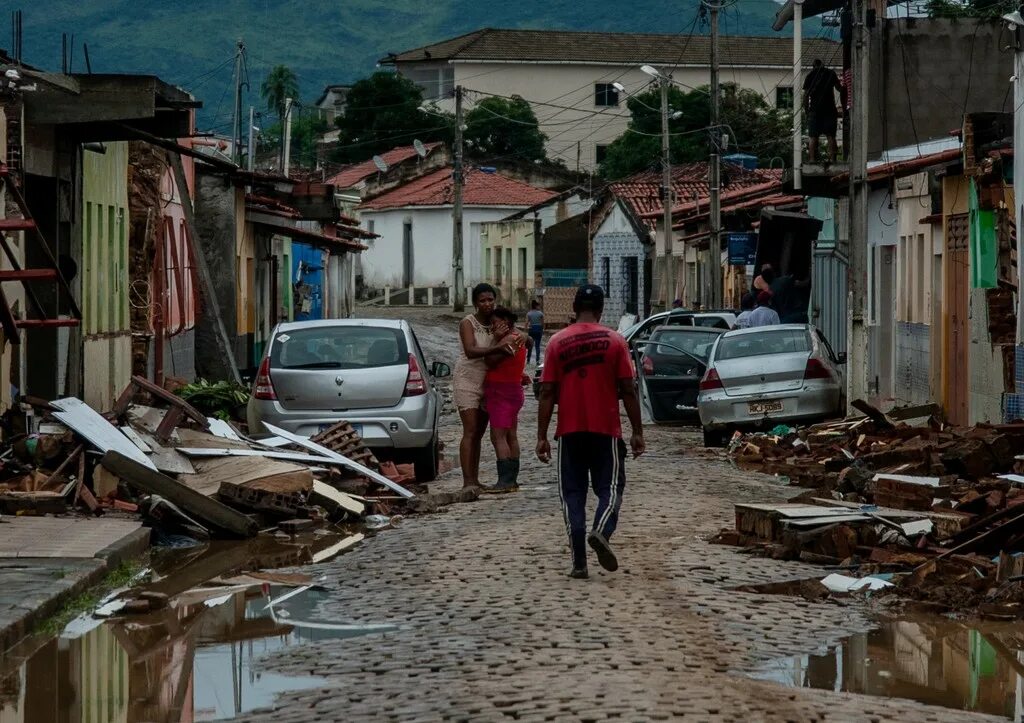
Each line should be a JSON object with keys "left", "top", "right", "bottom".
{"left": 82, "top": 142, "right": 130, "bottom": 410}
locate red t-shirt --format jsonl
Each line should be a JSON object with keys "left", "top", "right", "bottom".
{"left": 541, "top": 323, "right": 633, "bottom": 439}
{"left": 486, "top": 344, "right": 527, "bottom": 383}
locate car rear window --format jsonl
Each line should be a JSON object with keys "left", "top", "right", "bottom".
{"left": 270, "top": 326, "right": 408, "bottom": 370}
{"left": 715, "top": 329, "right": 811, "bottom": 361}
{"left": 649, "top": 330, "right": 722, "bottom": 361}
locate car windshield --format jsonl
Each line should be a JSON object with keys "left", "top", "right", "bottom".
{"left": 270, "top": 326, "right": 408, "bottom": 370}
{"left": 648, "top": 330, "right": 722, "bottom": 362}
{"left": 715, "top": 328, "right": 811, "bottom": 361}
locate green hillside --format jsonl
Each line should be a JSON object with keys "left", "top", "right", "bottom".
{"left": 20, "top": 0, "right": 821, "bottom": 132}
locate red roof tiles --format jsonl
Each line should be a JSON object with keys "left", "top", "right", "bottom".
{"left": 612, "top": 163, "right": 782, "bottom": 225}
{"left": 359, "top": 167, "right": 558, "bottom": 211}
{"left": 326, "top": 143, "right": 443, "bottom": 190}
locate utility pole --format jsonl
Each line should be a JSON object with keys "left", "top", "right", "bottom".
{"left": 282, "top": 97, "right": 294, "bottom": 176}
{"left": 231, "top": 39, "right": 245, "bottom": 165}
{"left": 246, "top": 106, "right": 255, "bottom": 172}
{"left": 708, "top": 0, "right": 723, "bottom": 309}
{"left": 792, "top": 0, "right": 804, "bottom": 190}
{"left": 660, "top": 78, "right": 674, "bottom": 308}
{"left": 452, "top": 85, "right": 466, "bottom": 312}
{"left": 847, "top": 0, "right": 870, "bottom": 407}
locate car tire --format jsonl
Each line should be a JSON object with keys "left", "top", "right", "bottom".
{"left": 702, "top": 427, "right": 726, "bottom": 448}
{"left": 413, "top": 434, "right": 440, "bottom": 483}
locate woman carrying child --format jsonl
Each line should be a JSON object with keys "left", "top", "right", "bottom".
{"left": 482, "top": 306, "right": 531, "bottom": 493}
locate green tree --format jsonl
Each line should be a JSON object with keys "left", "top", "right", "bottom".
{"left": 464, "top": 96, "right": 547, "bottom": 161}
{"left": 260, "top": 65, "right": 300, "bottom": 128}
{"left": 599, "top": 83, "right": 791, "bottom": 180}
{"left": 926, "top": 0, "right": 1014, "bottom": 17}
{"left": 333, "top": 72, "right": 452, "bottom": 163}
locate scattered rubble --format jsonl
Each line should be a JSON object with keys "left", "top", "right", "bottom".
{"left": 715, "top": 401, "right": 1024, "bottom": 618}
{"left": 0, "top": 375, "right": 474, "bottom": 561}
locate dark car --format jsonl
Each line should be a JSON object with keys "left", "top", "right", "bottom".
{"left": 637, "top": 326, "right": 725, "bottom": 423}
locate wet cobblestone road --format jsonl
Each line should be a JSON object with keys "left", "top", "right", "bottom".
{"left": 231, "top": 310, "right": 1002, "bottom": 723}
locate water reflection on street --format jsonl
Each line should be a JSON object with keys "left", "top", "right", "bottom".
{"left": 0, "top": 531, "right": 394, "bottom": 722}
{"left": 753, "top": 617, "right": 1024, "bottom": 721}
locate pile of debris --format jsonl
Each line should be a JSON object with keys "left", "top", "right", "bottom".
{"left": 716, "top": 401, "right": 1024, "bottom": 618}
{"left": 0, "top": 375, "right": 471, "bottom": 544}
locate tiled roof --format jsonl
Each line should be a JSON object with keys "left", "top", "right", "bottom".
{"left": 326, "top": 142, "right": 443, "bottom": 190}
{"left": 384, "top": 28, "right": 840, "bottom": 68}
{"left": 611, "top": 163, "right": 782, "bottom": 225}
{"left": 359, "top": 167, "right": 558, "bottom": 211}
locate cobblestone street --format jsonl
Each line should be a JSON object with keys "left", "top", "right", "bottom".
{"left": 231, "top": 310, "right": 1002, "bottom": 722}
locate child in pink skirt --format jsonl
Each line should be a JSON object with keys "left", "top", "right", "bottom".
{"left": 483, "top": 306, "right": 530, "bottom": 493}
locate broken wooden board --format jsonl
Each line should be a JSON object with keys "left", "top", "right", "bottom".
{"left": 178, "top": 447, "right": 337, "bottom": 465}
{"left": 735, "top": 503, "right": 869, "bottom": 541}
{"left": 101, "top": 451, "right": 258, "bottom": 537}
{"left": 51, "top": 397, "right": 156, "bottom": 470}
{"left": 185, "top": 456, "right": 313, "bottom": 498}
{"left": 262, "top": 423, "right": 414, "bottom": 498}
{"left": 125, "top": 404, "right": 179, "bottom": 441}
{"left": 851, "top": 399, "right": 896, "bottom": 430}
{"left": 311, "top": 480, "right": 365, "bottom": 517}
{"left": 127, "top": 426, "right": 195, "bottom": 475}
{"left": 176, "top": 428, "right": 253, "bottom": 450}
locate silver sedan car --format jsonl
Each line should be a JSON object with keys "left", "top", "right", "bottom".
{"left": 246, "top": 319, "right": 451, "bottom": 480}
{"left": 697, "top": 324, "right": 846, "bottom": 446}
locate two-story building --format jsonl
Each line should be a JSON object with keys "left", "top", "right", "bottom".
{"left": 382, "top": 27, "right": 839, "bottom": 169}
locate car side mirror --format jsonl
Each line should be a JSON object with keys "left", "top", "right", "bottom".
{"left": 431, "top": 361, "right": 452, "bottom": 378}
{"left": 836, "top": 352, "right": 847, "bottom": 365}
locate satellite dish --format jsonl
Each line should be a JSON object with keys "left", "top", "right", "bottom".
{"left": 372, "top": 155, "right": 389, "bottom": 172}
{"left": 413, "top": 139, "right": 427, "bottom": 158}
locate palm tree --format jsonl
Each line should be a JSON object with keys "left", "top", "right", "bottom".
{"left": 261, "top": 65, "right": 299, "bottom": 150}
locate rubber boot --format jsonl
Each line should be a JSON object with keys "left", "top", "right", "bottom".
{"left": 510, "top": 457, "right": 521, "bottom": 487}
{"left": 484, "top": 459, "right": 518, "bottom": 493}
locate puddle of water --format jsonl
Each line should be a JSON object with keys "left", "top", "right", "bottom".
{"left": 0, "top": 532, "right": 395, "bottom": 722}
{"left": 752, "top": 616, "right": 1024, "bottom": 720}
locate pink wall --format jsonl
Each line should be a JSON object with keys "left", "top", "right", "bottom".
{"left": 156, "top": 136, "right": 197, "bottom": 336}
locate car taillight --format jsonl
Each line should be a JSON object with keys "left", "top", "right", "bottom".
{"left": 699, "top": 368, "right": 723, "bottom": 391}
{"left": 254, "top": 357, "right": 277, "bottom": 400}
{"left": 404, "top": 354, "right": 427, "bottom": 396}
{"left": 642, "top": 356, "right": 654, "bottom": 376}
{"left": 804, "top": 357, "right": 833, "bottom": 381}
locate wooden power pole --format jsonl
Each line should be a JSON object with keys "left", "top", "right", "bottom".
{"left": 452, "top": 85, "right": 466, "bottom": 312}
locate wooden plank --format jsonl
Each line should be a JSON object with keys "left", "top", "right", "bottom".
{"left": 178, "top": 447, "right": 337, "bottom": 465}
{"left": 101, "top": 451, "right": 258, "bottom": 537}
{"left": 186, "top": 456, "right": 313, "bottom": 496}
{"left": 169, "top": 152, "right": 242, "bottom": 385}
{"left": 51, "top": 397, "right": 156, "bottom": 470}
{"left": 311, "top": 481, "right": 365, "bottom": 516}
{"left": 127, "top": 428, "right": 196, "bottom": 475}
{"left": 262, "top": 423, "right": 414, "bottom": 498}
{"left": 119, "top": 426, "right": 153, "bottom": 453}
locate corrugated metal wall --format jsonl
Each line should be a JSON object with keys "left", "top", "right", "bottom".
{"left": 811, "top": 247, "right": 848, "bottom": 355}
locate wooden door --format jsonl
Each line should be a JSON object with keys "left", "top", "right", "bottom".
{"left": 944, "top": 213, "right": 969, "bottom": 425}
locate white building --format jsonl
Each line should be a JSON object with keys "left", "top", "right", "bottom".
{"left": 357, "top": 167, "right": 558, "bottom": 291}
{"left": 382, "top": 28, "right": 840, "bottom": 169}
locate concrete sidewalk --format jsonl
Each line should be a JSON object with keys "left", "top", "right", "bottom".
{"left": 0, "top": 515, "right": 150, "bottom": 650}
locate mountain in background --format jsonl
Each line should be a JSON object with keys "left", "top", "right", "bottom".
{"left": 19, "top": 0, "right": 821, "bottom": 133}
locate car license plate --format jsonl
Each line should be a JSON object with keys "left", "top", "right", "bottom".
{"left": 319, "top": 423, "right": 362, "bottom": 436}
{"left": 748, "top": 400, "right": 783, "bottom": 415}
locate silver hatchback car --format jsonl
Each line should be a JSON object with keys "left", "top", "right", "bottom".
{"left": 697, "top": 324, "right": 846, "bottom": 446}
{"left": 246, "top": 319, "right": 451, "bottom": 480}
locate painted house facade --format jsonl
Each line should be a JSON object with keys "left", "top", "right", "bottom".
{"left": 384, "top": 28, "right": 839, "bottom": 169}
{"left": 357, "top": 167, "right": 557, "bottom": 296}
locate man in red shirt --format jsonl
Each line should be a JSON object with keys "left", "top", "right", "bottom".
{"left": 536, "top": 284, "right": 645, "bottom": 579}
